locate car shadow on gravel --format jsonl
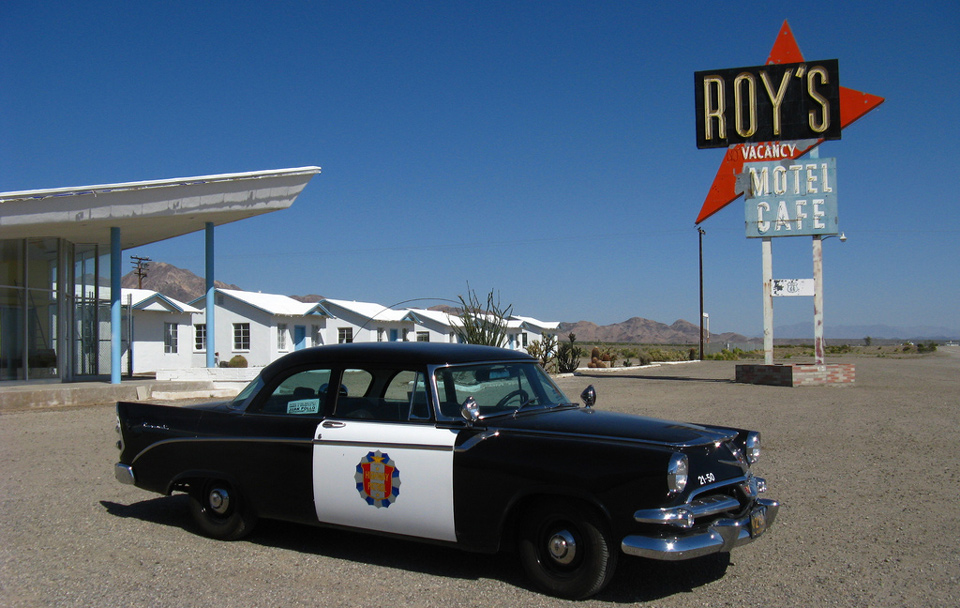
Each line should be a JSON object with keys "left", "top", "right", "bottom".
{"left": 101, "top": 496, "right": 731, "bottom": 601}
{"left": 101, "top": 495, "right": 193, "bottom": 528}
{"left": 600, "top": 553, "right": 730, "bottom": 602}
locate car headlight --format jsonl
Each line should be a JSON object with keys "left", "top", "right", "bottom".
{"left": 667, "top": 453, "right": 688, "bottom": 495}
{"left": 746, "top": 432, "right": 761, "bottom": 465}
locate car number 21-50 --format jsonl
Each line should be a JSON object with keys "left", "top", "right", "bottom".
{"left": 697, "top": 473, "right": 716, "bottom": 485}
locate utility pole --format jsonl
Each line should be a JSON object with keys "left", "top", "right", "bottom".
{"left": 130, "top": 256, "right": 151, "bottom": 289}
{"left": 698, "top": 226, "right": 705, "bottom": 360}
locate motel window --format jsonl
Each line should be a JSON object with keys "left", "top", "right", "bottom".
{"left": 194, "top": 324, "right": 206, "bottom": 351}
{"left": 164, "top": 323, "right": 178, "bottom": 354}
{"left": 338, "top": 327, "right": 353, "bottom": 344}
{"left": 277, "top": 323, "right": 288, "bottom": 351}
{"left": 312, "top": 324, "right": 322, "bottom": 346}
{"left": 234, "top": 323, "right": 250, "bottom": 351}
{"left": 416, "top": 331, "right": 430, "bottom": 342}
{"left": 377, "top": 328, "right": 385, "bottom": 342}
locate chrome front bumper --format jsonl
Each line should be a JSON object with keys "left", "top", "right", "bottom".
{"left": 621, "top": 497, "right": 780, "bottom": 561}
{"left": 114, "top": 463, "right": 136, "bottom": 485}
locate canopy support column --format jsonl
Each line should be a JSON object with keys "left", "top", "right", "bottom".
{"left": 110, "top": 227, "right": 122, "bottom": 384}
{"left": 205, "top": 222, "right": 217, "bottom": 368}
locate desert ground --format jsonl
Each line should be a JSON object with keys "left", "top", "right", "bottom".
{"left": 1, "top": 347, "right": 957, "bottom": 607}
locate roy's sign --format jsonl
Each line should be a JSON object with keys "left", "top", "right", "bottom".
{"left": 695, "top": 59, "right": 841, "bottom": 149}
{"left": 744, "top": 158, "right": 838, "bottom": 238}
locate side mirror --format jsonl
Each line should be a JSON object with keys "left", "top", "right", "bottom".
{"left": 580, "top": 385, "right": 596, "bottom": 408}
{"left": 460, "top": 396, "right": 480, "bottom": 424}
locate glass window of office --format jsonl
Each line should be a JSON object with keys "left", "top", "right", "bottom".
{"left": 1, "top": 239, "right": 62, "bottom": 381}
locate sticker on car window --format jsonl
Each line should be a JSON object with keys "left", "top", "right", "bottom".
{"left": 286, "top": 398, "right": 320, "bottom": 415}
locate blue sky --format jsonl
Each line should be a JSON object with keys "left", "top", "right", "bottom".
{"left": 3, "top": 1, "right": 958, "bottom": 336}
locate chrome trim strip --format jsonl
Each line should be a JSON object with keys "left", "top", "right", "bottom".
{"left": 622, "top": 498, "right": 780, "bottom": 561}
{"left": 454, "top": 430, "right": 499, "bottom": 453}
{"left": 312, "top": 439, "right": 453, "bottom": 452}
{"left": 131, "top": 436, "right": 316, "bottom": 464}
{"left": 634, "top": 494, "right": 741, "bottom": 528}
{"left": 469, "top": 425, "right": 732, "bottom": 449}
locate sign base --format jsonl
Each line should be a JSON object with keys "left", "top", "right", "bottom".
{"left": 735, "top": 363, "right": 855, "bottom": 387}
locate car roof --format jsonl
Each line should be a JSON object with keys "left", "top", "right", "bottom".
{"left": 259, "top": 342, "right": 535, "bottom": 379}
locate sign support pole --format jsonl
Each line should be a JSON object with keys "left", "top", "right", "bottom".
{"left": 809, "top": 145, "right": 826, "bottom": 366}
{"left": 813, "top": 235, "right": 825, "bottom": 365}
{"left": 762, "top": 237, "right": 774, "bottom": 364}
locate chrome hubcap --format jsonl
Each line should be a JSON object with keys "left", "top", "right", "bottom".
{"left": 547, "top": 529, "right": 577, "bottom": 565}
{"left": 208, "top": 488, "right": 230, "bottom": 515}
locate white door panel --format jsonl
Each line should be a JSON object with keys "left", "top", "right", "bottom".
{"left": 313, "top": 420, "right": 458, "bottom": 542}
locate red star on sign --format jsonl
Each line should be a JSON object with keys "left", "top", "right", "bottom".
{"left": 695, "top": 21, "right": 885, "bottom": 225}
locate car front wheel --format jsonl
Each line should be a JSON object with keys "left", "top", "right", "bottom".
{"left": 518, "top": 498, "right": 618, "bottom": 599}
{"left": 189, "top": 479, "right": 257, "bottom": 541}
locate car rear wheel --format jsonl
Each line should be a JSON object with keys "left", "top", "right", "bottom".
{"left": 518, "top": 498, "right": 618, "bottom": 599}
{"left": 189, "top": 479, "right": 257, "bottom": 540}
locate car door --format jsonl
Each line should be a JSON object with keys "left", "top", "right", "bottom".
{"left": 230, "top": 366, "right": 334, "bottom": 524}
{"left": 312, "top": 368, "right": 460, "bottom": 542}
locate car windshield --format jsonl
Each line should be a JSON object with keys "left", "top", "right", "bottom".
{"left": 229, "top": 375, "right": 264, "bottom": 410}
{"left": 432, "top": 361, "right": 572, "bottom": 420}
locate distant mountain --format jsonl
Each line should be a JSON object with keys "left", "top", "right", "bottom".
{"left": 290, "top": 294, "right": 325, "bottom": 303}
{"left": 121, "top": 262, "right": 240, "bottom": 303}
{"left": 558, "top": 317, "right": 751, "bottom": 345}
{"left": 775, "top": 322, "right": 960, "bottom": 341}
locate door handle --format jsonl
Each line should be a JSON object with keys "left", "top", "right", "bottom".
{"left": 322, "top": 420, "right": 346, "bottom": 429}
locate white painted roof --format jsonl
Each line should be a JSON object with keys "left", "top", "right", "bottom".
{"left": 406, "top": 308, "right": 459, "bottom": 327}
{"left": 218, "top": 289, "right": 319, "bottom": 316}
{"left": 511, "top": 315, "right": 560, "bottom": 331}
{"left": 121, "top": 288, "right": 201, "bottom": 313}
{"left": 322, "top": 298, "right": 410, "bottom": 323}
{"left": 0, "top": 167, "right": 320, "bottom": 248}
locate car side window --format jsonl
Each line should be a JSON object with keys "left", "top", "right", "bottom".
{"left": 384, "top": 370, "right": 431, "bottom": 421}
{"left": 255, "top": 368, "right": 332, "bottom": 415}
{"left": 333, "top": 369, "right": 376, "bottom": 419}
{"left": 333, "top": 368, "right": 429, "bottom": 422}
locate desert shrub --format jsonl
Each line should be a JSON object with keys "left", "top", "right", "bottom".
{"left": 706, "top": 348, "right": 745, "bottom": 361}
{"left": 645, "top": 347, "right": 688, "bottom": 362}
{"left": 227, "top": 355, "right": 248, "bottom": 368}
{"left": 526, "top": 334, "right": 558, "bottom": 371}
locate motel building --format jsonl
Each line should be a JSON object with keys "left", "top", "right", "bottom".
{"left": 1, "top": 167, "right": 559, "bottom": 385}
{"left": 0, "top": 167, "right": 321, "bottom": 384}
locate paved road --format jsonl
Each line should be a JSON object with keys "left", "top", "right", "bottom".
{"left": 2, "top": 352, "right": 958, "bottom": 607}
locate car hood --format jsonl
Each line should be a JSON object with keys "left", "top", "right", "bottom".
{"left": 484, "top": 407, "right": 735, "bottom": 447}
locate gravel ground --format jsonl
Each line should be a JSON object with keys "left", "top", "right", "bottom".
{"left": 2, "top": 348, "right": 958, "bottom": 607}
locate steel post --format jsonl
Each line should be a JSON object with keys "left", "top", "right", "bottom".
{"left": 762, "top": 237, "right": 773, "bottom": 365}
{"left": 813, "top": 235, "right": 825, "bottom": 365}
